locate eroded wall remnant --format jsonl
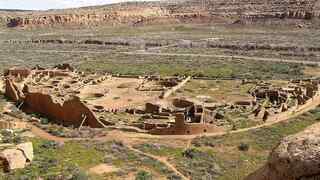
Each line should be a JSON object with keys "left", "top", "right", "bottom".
{"left": 150, "top": 113, "right": 219, "bottom": 135}
{"left": 22, "top": 93, "right": 104, "bottom": 128}
{"left": 4, "top": 65, "right": 106, "bottom": 128}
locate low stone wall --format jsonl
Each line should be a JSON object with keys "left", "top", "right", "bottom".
{"left": 150, "top": 113, "right": 218, "bottom": 135}
{"left": 4, "top": 69, "right": 31, "bottom": 78}
{"left": 150, "top": 122, "right": 219, "bottom": 135}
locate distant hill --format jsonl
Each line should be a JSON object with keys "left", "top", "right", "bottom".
{"left": 1, "top": 0, "right": 320, "bottom": 28}
{"left": 0, "top": 9, "right": 32, "bottom": 12}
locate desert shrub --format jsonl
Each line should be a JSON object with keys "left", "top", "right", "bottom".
{"left": 135, "top": 170, "right": 153, "bottom": 180}
{"left": 182, "top": 148, "right": 203, "bottom": 159}
{"left": 176, "top": 148, "right": 222, "bottom": 179}
{"left": 0, "top": 130, "right": 23, "bottom": 144}
{"left": 40, "top": 141, "right": 58, "bottom": 149}
{"left": 192, "top": 136, "right": 216, "bottom": 147}
{"left": 238, "top": 143, "right": 250, "bottom": 151}
{"left": 40, "top": 117, "right": 49, "bottom": 125}
{"left": 166, "top": 174, "right": 182, "bottom": 180}
{"left": 47, "top": 126, "right": 65, "bottom": 137}
{"left": 2, "top": 135, "right": 23, "bottom": 144}
{"left": 71, "top": 169, "right": 88, "bottom": 180}
{"left": 0, "top": 129, "right": 13, "bottom": 137}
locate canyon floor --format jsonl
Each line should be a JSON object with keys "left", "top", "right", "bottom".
{"left": 1, "top": 6, "right": 320, "bottom": 179}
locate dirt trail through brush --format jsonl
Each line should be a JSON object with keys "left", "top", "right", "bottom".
{"left": 127, "top": 145, "right": 189, "bottom": 180}
{"left": 29, "top": 124, "right": 189, "bottom": 179}
{"left": 30, "top": 125, "right": 68, "bottom": 142}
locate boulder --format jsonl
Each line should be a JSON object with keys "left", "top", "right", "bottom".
{"left": 246, "top": 123, "right": 320, "bottom": 180}
{"left": 0, "top": 149, "right": 27, "bottom": 170}
{"left": 17, "top": 142, "right": 34, "bottom": 161}
{"left": 0, "top": 142, "right": 33, "bottom": 171}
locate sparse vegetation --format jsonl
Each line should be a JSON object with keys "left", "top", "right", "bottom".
{"left": 2, "top": 3, "right": 320, "bottom": 179}
{"left": 92, "top": 140, "right": 182, "bottom": 179}
{"left": 135, "top": 170, "right": 153, "bottom": 180}
{"left": 191, "top": 107, "right": 320, "bottom": 180}
{"left": 3, "top": 139, "right": 104, "bottom": 179}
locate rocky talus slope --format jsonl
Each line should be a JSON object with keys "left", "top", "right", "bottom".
{"left": 1, "top": 0, "right": 320, "bottom": 27}
{"left": 246, "top": 122, "right": 320, "bottom": 180}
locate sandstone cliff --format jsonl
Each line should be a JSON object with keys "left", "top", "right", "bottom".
{"left": 2, "top": 0, "right": 320, "bottom": 28}
{"left": 246, "top": 122, "right": 320, "bottom": 180}
{"left": 203, "top": 0, "right": 320, "bottom": 19}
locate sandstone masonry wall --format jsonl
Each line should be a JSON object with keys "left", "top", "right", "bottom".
{"left": 22, "top": 93, "right": 105, "bottom": 128}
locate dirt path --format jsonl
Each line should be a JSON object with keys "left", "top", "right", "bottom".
{"left": 29, "top": 124, "right": 189, "bottom": 179}
{"left": 29, "top": 124, "right": 68, "bottom": 143}
{"left": 127, "top": 145, "right": 189, "bottom": 180}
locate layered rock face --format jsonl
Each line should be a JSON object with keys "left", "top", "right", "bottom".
{"left": 246, "top": 123, "right": 320, "bottom": 180}
{"left": 201, "top": 0, "right": 320, "bottom": 19}
{"left": 5, "top": 3, "right": 172, "bottom": 27}
{"left": 3, "top": 0, "right": 320, "bottom": 28}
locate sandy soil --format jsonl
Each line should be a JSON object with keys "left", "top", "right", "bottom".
{"left": 88, "top": 164, "right": 119, "bottom": 175}
{"left": 79, "top": 77, "right": 161, "bottom": 110}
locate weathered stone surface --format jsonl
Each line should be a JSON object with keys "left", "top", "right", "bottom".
{"left": 0, "top": 149, "right": 27, "bottom": 170}
{"left": 0, "top": 142, "right": 34, "bottom": 171}
{"left": 246, "top": 123, "right": 320, "bottom": 180}
{"left": 17, "top": 142, "right": 33, "bottom": 161}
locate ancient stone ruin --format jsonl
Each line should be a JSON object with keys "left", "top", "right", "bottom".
{"left": 4, "top": 64, "right": 320, "bottom": 136}
{"left": 249, "top": 79, "right": 320, "bottom": 121}
{"left": 141, "top": 98, "right": 220, "bottom": 135}
{"left": 141, "top": 78, "right": 320, "bottom": 135}
{"left": 4, "top": 65, "right": 107, "bottom": 128}
{"left": 3, "top": 65, "right": 191, "bottom": 130}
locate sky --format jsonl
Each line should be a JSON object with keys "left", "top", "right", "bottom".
{"left": 0, "top": 0, "right": 156, "bottom": 10}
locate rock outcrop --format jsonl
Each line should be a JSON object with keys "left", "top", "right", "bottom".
{"left": 0, "top": 142, "right": 33, "bottom": 171}
{"left": 202, "top": 0, "right": 320, "bottom": 19}
{"left": 4, "top": 2, "right": 172, "bottom": 28}
{"left": 2, "top": 0, "right": 320, "bottom": 28}
{"left": 246, "top": 123, "right": 320, "bottom": 180}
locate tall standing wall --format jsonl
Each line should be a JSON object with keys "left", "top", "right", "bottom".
{"left": 22, "top": 93, "right": 105, "bottom": 128}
